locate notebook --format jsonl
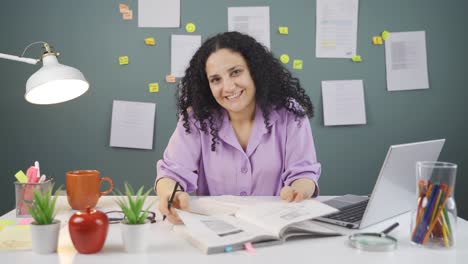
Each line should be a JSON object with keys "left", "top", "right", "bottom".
{"left": 315, "top": 139, "right": 445, "bottom": 229}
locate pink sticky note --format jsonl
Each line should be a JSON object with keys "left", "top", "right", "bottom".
{"left": 17, "top": 218, "right": 34, "bottom": 225}
{"left": 244, "top": 242, "right": 256, "bottom": 253}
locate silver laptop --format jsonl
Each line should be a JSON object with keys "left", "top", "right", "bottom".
{"left": 316, "top": 139, "right": 445, "bottom": 229}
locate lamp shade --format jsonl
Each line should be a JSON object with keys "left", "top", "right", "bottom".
{"left": 25, "top": 55, "right": 89, "bottom": 105}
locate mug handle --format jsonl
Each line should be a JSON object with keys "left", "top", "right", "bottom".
{"left": 99, "top": 177, "right": 114, "bottom": 196}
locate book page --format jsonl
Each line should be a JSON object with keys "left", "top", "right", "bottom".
{"left": 177, "top": 210, "right": 276, "bottom": 254}
{"left": 235, "top": 200, "right": 338, "bottom": 236}
{"left": 188, "top": 196, "right": 268, "bottom": 216}
{"left": 282, "top": 220, "right": 342, "bottom": 240}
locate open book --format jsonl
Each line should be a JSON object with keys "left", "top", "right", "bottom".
{"left": 176, "top": 198, "right": 342, "bottom": 254}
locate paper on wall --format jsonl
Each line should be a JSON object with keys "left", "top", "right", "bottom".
{"left": 316, "top": 0, "right": 359, "bottom": 58}
{"left": 138, "top": 0, "right": 180, "bottom": 28}
{"left": 110, "top": 100, "right": 156, "bottom": 150}
{"left": 384, "top": 31, "right": 429, "bottom": 91}
{"left": 228, "top": 6, "right": 271, "bottom": 50}
{"left": 322, "top": 80, "right": 367, "bottom": 126}
{"left": 171, "top": 35, "right": 201, "bottom": 77}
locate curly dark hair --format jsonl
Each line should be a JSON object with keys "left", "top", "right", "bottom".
{"left": 177, "top": 31, "right": 314, "bottom": 151}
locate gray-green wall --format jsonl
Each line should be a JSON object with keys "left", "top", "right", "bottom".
{"left": 1, "top": 0, "right": 467, "bottom": 219}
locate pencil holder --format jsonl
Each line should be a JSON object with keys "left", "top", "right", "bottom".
{"left": 14, "top": 181, "right": 53, "bottom": 218}
{"left": 410, "top": 161, "right": 457, "bottom": 248}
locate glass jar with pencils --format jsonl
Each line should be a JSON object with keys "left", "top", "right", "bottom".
{"left": 410, "top": 161, "right": 457, "bottom": 248}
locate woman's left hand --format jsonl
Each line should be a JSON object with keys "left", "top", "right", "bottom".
{"left": 280, "top": 178, "right": 316, "bottom": 202}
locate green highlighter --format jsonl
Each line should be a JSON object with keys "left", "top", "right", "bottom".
{"left": 15, "top": 170, "right": 28, "bottom": 183}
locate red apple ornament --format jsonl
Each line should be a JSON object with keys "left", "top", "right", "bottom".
{"left": 69, "top": 207, "right": 109, "bottom": 254}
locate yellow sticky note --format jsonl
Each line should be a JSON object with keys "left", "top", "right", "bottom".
{"left": 122, "top": 10, "right": 133, "bottom": 20}
{"left": 165, "top": 75, "right": 176, "bottom": 83}
{"left": 0, "top": 220, "right": 15, "bottom": 226}
{"left": 278, "top": 27, "right": 289, "bottom": 35}
{"left": 119, "top": 4, "right": 129, "bottom": 13}
{"left": 0, "top": 219, "right": 15, "bottom": 231}
{"left": 351, "top": 55, "right": 362, "bottom": 62}
{"left": 149, "top": 83, "right": 159, "bottom": 93}
{"left": 186, "top": 23, "right": 196, "bottom": 33}
{"left": 372, "top": 36, "right": 383, "bottom": 45}
{"left": 144, "top": 37, "right": 155, "bottom": 46}
{"left": 293, "top": 60, "right": 303, "bottom": 70}
{"left": 119, "top": 56, "right": 129, "bottom": 65}
{"left": 381, "top": 30, "right": 390, "bottom": 40}
{"left": 280, "top": 54, "right": 290, "bottom": 64}
{"left": 14, "top": 170, "right": 28, "bottom": 183}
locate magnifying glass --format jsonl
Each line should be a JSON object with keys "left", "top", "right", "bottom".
{"left": 348, "top": 222, "right": 399, "bottom": 252}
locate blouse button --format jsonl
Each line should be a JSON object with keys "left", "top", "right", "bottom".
{"left": 241, "top": 167, "right": 248, "bottom": 173}
{"left": 240, "top": 191, "right": 247, "bottom": 196}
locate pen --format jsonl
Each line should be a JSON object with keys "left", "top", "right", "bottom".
{"left": 34, "top": 161, "right": 40, "bottom": 180}
{"left": 163, "top": 181, "right": 180, "bottom": 221}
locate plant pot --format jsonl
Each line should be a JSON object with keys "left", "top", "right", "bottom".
{"left": 30, "top": 220, "right": 61, "bottom": 254}
{"left": 121, "top": 221, "right": 151, "bottom": 253}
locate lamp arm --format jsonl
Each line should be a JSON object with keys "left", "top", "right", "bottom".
{"left": 0, "top": 52, "right": 38, "bottom": 64}
{"left": 0, "top": 41, "right": 52, "bottom": 65}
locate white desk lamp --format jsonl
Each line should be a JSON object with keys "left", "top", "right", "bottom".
{"left": 0, "top": 41, "right": 89, "bottom": 105}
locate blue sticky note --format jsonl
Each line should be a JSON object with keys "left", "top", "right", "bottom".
{"left": 224, "top": 246, "right": 233, "bottom": 252}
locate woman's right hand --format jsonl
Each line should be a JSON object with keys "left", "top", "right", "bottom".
{"left": 156, "top": 178, "right": 190, "bottom": 224}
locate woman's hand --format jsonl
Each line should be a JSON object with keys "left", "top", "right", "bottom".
{"left": 156, "top": 178, "right": 190, "bottom": 224}
{"left": 280, "top": 178, "right": 316, "bottom": 202}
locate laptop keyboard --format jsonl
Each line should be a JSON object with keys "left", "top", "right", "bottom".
{"left": 324, "top": 199, "right": 369, "bottom": 223}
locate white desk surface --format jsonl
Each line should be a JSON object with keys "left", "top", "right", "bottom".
{"left": 1, "top": 196, "right": 467, "bottom": 264}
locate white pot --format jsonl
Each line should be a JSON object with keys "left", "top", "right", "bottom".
{"left": 30, "top": 220, "right": 61, "bottom": 254}
{"left": 121, "top": 221, "right": 151, "bottom": 253}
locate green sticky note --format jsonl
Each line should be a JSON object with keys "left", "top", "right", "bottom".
{"left": 381, "top": 30, "right": 390, "bottom": 40}
{"left": 15, "top": 170, "right": 28, "bottom": 183}
{"left": 351, "top": 55, "right": 362, "bottom": 62}
{"left": 293, "top": 59, "right": 303, "bottom": 70}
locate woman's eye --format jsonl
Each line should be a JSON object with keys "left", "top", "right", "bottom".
{"left": 210, "top": 78, "right": 220, "bottom": 84}
{"left": 232, "top": 69, "right": 242, "bottom": 76}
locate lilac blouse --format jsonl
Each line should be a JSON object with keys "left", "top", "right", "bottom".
{"left": 156, "top": 105, "right": 321, "bottom": 196}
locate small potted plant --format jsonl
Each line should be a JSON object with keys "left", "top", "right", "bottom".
{"left": 27, "top": 184, "right": 61, "bottom": 254}
{"left": 115, "top": 182, "right": 153, "bottom": 253}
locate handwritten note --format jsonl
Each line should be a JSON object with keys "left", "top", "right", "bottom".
{"left": 278, "top": 26, "right": 289, "bottom": 35}
{"left": 372, "top": 36, "right": 383, "bottom": 45}
{"left": 293, "top": 59, "right": 303, "bottom": 69}
{"left": 144, "top": 37, "right": 156, "bottom": 46}
{"left": 119, "top": 56, "right": 129, "bottom": 65}
{"left": 165, "top": 75, "right": 176, "bottom": 83}
{"left": 149, "top": 83, "right": 159, "bottom": 93}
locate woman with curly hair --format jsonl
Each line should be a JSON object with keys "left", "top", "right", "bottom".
{"left": 156, "top": 31, "right": 321, "bottom": 223}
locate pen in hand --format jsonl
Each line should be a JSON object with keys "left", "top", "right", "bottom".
{"left": 163, "top": 181, "right": 180, "bottom": 221}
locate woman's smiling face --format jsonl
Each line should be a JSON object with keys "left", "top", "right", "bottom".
{"left": 205, "top": 48, "right": 256, "bottom": 118}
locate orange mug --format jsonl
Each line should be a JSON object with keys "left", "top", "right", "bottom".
{"left": 66, "top": 170, "right": 113, "bottom": 210}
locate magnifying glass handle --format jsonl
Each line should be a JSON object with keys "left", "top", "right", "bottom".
{"left": 381, "top": 222, "right": 399, "bottom": 235}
